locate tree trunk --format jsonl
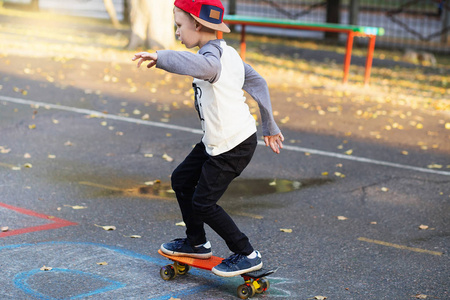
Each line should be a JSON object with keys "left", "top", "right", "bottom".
{"left": 349, "top": 0, "right": 359, "bottom": 25}
{"left": 31, "top": 0, "right": 39, "bottom": 11}
{"left": 103, "top": 0, "right": 120, "bottom": 28}
{"left": 325, "top": 0, "right": 340, "bottom": 40}
{"left": 123, "top": 0, "right": 130, "bottom": 24}
{"left": 127, "top": 0, "right": 175, "bottom": 50}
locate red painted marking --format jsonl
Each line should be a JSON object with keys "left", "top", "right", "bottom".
{"left": 0, "top": 202, "right": 78, "bottom": 238}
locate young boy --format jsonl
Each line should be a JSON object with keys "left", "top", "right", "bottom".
{"left": 132, "top": 0, "right": 284, "bottom": 277}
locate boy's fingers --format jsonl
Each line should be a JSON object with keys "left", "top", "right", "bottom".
{"left": 137, "top": 58, "right": 146, "bottom": 68}
{"left": 132, "top": 53, "right": 144, "bottom": 61}
{"left": 277, "top": 137, "right": 284, "bottom": 149}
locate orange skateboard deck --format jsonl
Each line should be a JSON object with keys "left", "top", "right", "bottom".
{"left": 158, "top": 249, "right": 276, "bottom": 299}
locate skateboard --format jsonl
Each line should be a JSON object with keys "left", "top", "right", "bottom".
{"left": 158, "top": 249, "right": 276, "bottom": 299}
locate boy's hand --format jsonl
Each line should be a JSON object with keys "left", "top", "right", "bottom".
{"left": 264, "top": 132, "right": 284, "bottom": 154}
{"left": 132, "top": 52, "right": 158, "bottom": 69}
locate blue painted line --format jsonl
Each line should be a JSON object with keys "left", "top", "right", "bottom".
{"left": 1, "top": 241, "right": 224, "bottom": 299}
{"left": 149, "top": 282, "right": 223, "bottom": 300}
{"left": 14, "top": 268, "right": 126, "bottom": 300}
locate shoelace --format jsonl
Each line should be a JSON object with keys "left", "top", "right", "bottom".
{"left": 222, "top": 253, "right": 246, "bottom": 267}
{"left": 171, "top": 238, "right": 188, "bottom": 250}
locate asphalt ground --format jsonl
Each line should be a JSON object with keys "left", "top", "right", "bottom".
{"left": 0, "top": 7, "right": 449, "bottom": 300}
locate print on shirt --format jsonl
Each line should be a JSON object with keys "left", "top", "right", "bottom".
{"left": 193, "top": 82, "right": 205, "bottom": 122}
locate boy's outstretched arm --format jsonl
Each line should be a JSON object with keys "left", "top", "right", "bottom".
{"left": 264, "top": 132, "right": 284, "bottom": 154}
{"left": 132, "top": 52, "right": 158, "bottom": 69}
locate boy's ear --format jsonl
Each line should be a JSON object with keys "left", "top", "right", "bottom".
{"left": 195, "top": 21, "right": 203, "bottom": 31}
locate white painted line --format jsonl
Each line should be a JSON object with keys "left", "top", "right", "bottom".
{"left": 1, "top": 95, "right": 449, "bottom": 177}
{"left": 0, "top": 95, "right": 203, "bottom": 135}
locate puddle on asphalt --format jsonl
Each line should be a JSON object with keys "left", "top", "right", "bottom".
{"left": 79, "top": 178, "right": 333, "bottom": 200}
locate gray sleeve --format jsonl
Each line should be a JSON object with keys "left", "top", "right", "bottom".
{"left": 243, "top": 63, "right": 280, "bottom": 136}
{"left": 155, "top": 41, "right": 223, "bottom": 83}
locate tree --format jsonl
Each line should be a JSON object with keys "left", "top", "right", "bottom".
{"left": 325, "top": 0, "right": 340, "bottom": 40}
{"left": 103, "top": 0, "right": 120, "bottom": 28}
{"left": 126, "top": 0, "right": 175, "bottom": 50}
{"left": 31, "top": 0, "right": 39, "bottom": 11}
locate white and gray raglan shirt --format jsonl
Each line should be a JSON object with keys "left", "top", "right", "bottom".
{"left": 156, "top": 39, "right": 280, "bottom": 156}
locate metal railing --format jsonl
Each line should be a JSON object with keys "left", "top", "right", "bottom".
{"left": 3, "top": 0, "right": 448, "bottom": 53}
{"left": 223, "top": 0, "right": 450, "bottom": 53}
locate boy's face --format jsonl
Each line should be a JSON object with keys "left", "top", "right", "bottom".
{"left": 174, "top": 7, "right": 199, "bottom": 49}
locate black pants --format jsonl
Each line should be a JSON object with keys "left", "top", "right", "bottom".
{"left": 171, "top": 133, "right": 257, "bottom": 255}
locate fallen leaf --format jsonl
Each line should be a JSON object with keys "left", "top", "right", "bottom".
{"left": 176, "top": 222, "right": 186, "bottom": 227}
{"left": 0, "top": 146, "right": 11, "bottom": 154}
{"left": 94, "top": 224, "right": 116, "bottom": 231}
{"left": 345, "top": 149, "right": 353, "bottom": 155}
{"left": 24, "top": 153, "right": 31, "bottom": 158}
{"left": 1, "top": 226, "right": 9, "bottom": 232}
{"left": 162, "top": 153, "right": 174, "bottom": 162}
{"left": 418, "top": 224, "right": 429, "bottom": 230}
{"left": 40, "top": 266, "right": 52, "bottom": 271}
{"left": 124, "top": 235, "right": 142, "bottom": 238}
{"left": 427, "top": 164, "right": 442, "bottom": 169}
{"left": 64, "top": 141, "right": 73, "bottom": 146}
{"left": 280, "top": 228, "right": 293, "bottom": 233}
{"left": 64, "top": 205, "right": 87, "bottom": 210}
{"left": 280, "top": 116, "right": 290, "bottom": 124}
{"left": 334, "top": 172, "right": 345, "bottom": 178}
{"left": 145, "top": 179, "right": 160, "bottom": 186}
{"left": 314, "top": 296, "right": 327, "bottom": 300}
{"left": 337, "top": 216, "right": 348, "bottom": 221}
{"left": 413, "top": 294, "right": 427, "bottom": 299}
{"left": 23, "top": 163, "right": 32, "bottom": 168}
{"left": 381, "top": 187, "right": 389, "bottom": 192}
{"left": 97, "top": 262, "right": 108, "bottom": 266}
{"left": 28, "top": 124, "right": 36, "bottom": 129}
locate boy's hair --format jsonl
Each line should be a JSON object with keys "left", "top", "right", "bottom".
{"left": 175, "top": 7, "right": 216, "bottom": 34}
{"left": 174, "top": 0, "right": 230, "bottom": 33}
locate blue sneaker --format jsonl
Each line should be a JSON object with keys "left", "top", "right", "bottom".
{"left": 160, "top": 238, "right": 212, "bottom": 259}
{"left": 212, "top": 251, "right": 263, "bottom": 277}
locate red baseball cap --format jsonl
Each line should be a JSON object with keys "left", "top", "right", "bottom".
{"left": 174, "top": 0, "right": 230, "bottom": 33}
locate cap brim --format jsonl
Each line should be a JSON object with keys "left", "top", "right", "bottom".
{"left": 191, "top": 14, "right": 231, "bottom": 33}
